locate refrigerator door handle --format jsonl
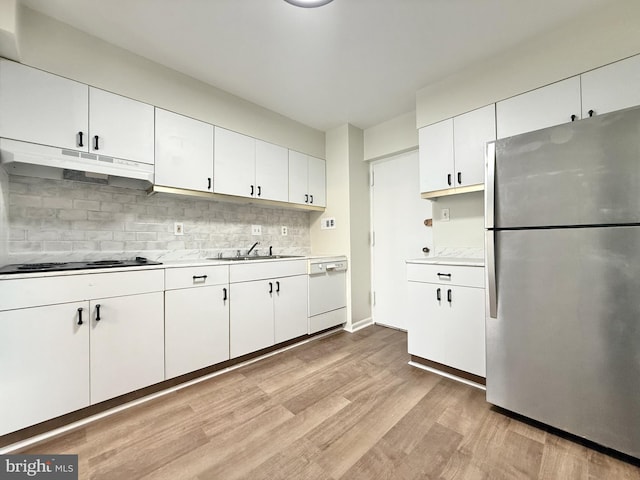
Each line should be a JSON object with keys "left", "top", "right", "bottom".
{"left": 485, "top": 141, "right": 496, "bottom": 229}
{"left": 487, "top": 230, "right": 497, "bottom": 318}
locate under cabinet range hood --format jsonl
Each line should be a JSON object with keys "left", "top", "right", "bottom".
{"left": 0, "top": 138, "right": 154, "bottom": 183}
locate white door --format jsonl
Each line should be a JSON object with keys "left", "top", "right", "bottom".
{"left": 255, "top": 139, "right": 288, "bottom": 202}
{"left": 213, "top": 127, "right": 256, "bottom": 198}
{"left": 419, "top": 119, "right": 454, "bottom": 193}
{"left": 274, "top": 275, "right": 308, "bottom": 343}
{"left": 407, "top": 281, "right": 446, "bottom": 363}
{"left": 288, "top": 150, "right": 309, "bottom": 205}
{"left": 229, "top": 280, "right": 274, "bottom": 358}
{"left": 308, "top": 156, "right": 326, "bottom": 207}
{"left": 89, "top": 87, "right": 155, "bottom": 164}
{"left": 155, "top": 108, "right": 214, "bottom": 192}
{"left": 371, "top": 151, "right": 432, "bottom": 330}
{"left": 0, "top": 302, "right": 90, "bottom": 436}
{"left": 445, "top": 285, "right": 486, "bottom": 376}
{"left": 453, "top": 104, "right": 496, "bottom": 187}
{"left": 0, "top": 59, "right": 88, "bottom": 151}
{"left": 90, "top": 292, "right": 164, "bottom": 404}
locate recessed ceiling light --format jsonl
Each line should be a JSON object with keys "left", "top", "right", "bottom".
{"left": 284, "top": 0, "right": 334, "bottom": 7}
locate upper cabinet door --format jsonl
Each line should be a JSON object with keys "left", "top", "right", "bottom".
{"left": 496, "top": 76, "right": 581, "bottom": 139}
{"left": 213, "top": 127, "right": 255, "bottom": 198}
{"left": 255, "top": 139, "right": 288, "bottom": 202}
{"left": 419, "top": 118, "right": 454, "bottom": 193}
{"left": 0, "top": 60, "right": 88, "bottom": 151}
{"left": 89, "top": 88, "right": 154, "bottom": 164}
{"left": 155, "top": 109, "right": 214, "bottom": 192}
{"left": 581, "top": 54, "right": 640, "bottom": 118}
{"left": 288, "top": 150, "right": 309, "bottom": 205}
{"left": 453, "top": 104, "right": 496, "bottom": 187}
{"left": 307, "top": 156, "right": 326, "bottom": 207}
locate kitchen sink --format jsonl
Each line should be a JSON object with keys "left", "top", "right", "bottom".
{"left": 209, "top": 255, "right": 304, "bottom": 261}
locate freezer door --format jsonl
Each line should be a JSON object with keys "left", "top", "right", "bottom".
{"left": 487, "top": 227, "right": 640, "bottom": 458}
{"left": 493, "top": 106, "right": 640, "bottom": 228}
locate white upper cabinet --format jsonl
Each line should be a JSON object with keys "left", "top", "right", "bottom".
{"left": 155, "top": 108, "right": 214, "bottom": 192}
{"left": 0, "top": 59, "right": 88, "bottom": 150}
{"left": 255, "top": 139, "right": 289, "bottom": 202}
{"left": 89, "top": 88, "right": 155, "bottom": 165}
{"left": 496, "top": 76, "right": 581, "bottom": 139}
{"left": 581, "top": 54, "right": 640, "bottom": 118}
{"left": 419, "top": 104, "right": 495, "bottom": 195}
{"left": 289, "top": 150, "right": 326, "bottom": 207}
{"left": 214, "top": 127, "right": 255, "bottom": 197}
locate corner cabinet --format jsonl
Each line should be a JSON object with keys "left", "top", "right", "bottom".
{"left": 154, "top": 108, "right": 214, "bottom": 192}
{"left": 213, "top": 127, "right": 289, "bottom": 202}
{"left": 289, "top": 150, "right": 326, "bottom": 207}
{"left": 407, "top": 262, "right": 485, "bottom": 380}
{"left": 419, "top": 104, "right": 495, "bottom": 198}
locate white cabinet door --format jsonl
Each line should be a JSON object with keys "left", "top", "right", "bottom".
{"left": 214, "top": 127, "right": 256, "bottom": 198}
{"left": 229, "top": 280, "right": 275, "bottom": 358}
{"left": 419, "top": 119, "right": 454, "bottom": 193}
{"left": 90, "top": 292, "right": 164, "bottom": 404}
{"left": 0, "top": 59, "right": 88, "bottom": 151}
{"left": 288, "top": 150, "right": 309, "bottom": 205}
{"left": 446, "top": 286, "right": 485, "bottom": 377}
{"left": 308, "top": 155, "right": 326, "bottom": 207}
{"left": 407, "top": 281, "right": 446, "bottom": 364}
{"left": 581, "top": 54, "right": 640, "bottom": 118}
{"left": 165, "top": 285, "right": 229, "bottom": 379}
{"left": 155, "top": 108, "right": 214, "bottom": 192}
{"left": 0, "top": 302, "right": 90, "bottom": 436}
{"left": 496, "top": 76, "right": 582, "bottom": 139}
{"left": 89, "top": 88, "right": 155, "bottom": 164}
{"left": 255, "top": 139, "right": 288, "bottom": 202}
{"left": 453, "top": 104, "right": 496, "bottom": 187}
{"left": 274, "top": 275, "right": 308, "bottom": 343}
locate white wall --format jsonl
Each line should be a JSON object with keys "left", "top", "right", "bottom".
{"left": 416, "top": 0, "right": 640, "bottom": 127}
{"left": 363, "top": 111, "right": 418, "bottom": 161}
{"left": 0, "top": 0, "right": 19, "bottom": 61}
{"left": 430, "top": 192, "right": 484, "bottom": 253}
{"left": 15, "top": 6, "right": 325, "bottom": 158}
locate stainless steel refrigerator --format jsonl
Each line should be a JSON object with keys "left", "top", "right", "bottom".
{"left": 485, "top": 105, "right": 640, "bottom": 458}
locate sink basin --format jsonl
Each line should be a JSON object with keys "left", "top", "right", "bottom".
{"left": 209, "top": 255, "right": 304, "bottom": 262}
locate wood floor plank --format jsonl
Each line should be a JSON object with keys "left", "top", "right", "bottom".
{"left": 17, "top": 325, "right": 640, "bottom": 480}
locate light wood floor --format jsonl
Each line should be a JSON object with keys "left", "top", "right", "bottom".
{"left": 22, "top": 325, "right": 640, "bottom": 479}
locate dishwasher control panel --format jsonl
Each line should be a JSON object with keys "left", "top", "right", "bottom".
{"left": 309, "top": 261, "right": 347, "bottom": 275}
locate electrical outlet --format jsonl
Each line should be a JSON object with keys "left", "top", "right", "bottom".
{"left": 251, "top": 224, "right": 262, "bottom": 236}
{"left": 320, "top": 217, "right": 336, "bottom": 230}
{"left": 174, "top": 222, "right": 184, "bottom": 235}
{"left": 440, "top": 208, "right": 450, "bottom": 222}
{"left": 281, "top": 226, "right": 288, "bottom": 236}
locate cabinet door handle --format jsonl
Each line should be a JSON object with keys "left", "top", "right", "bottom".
{"left": 305, "top": 194, "right": 309, "bottom": 203}
{"left": 77, "top": 307, "right": 84, "bottom": 325}
{"left": 269, "top": 282, "right": 273, "bottom": 294}
{"left": 93, "top": 135, "right": 100, "bottom": 150}
{"left": 95, "top": 304, "right": 101, "bottom": 321}
{"left": 250, "top": 185, "right": 254, "bottom": 196}
{"left": 571, "top": 114, "right": 577, "bottom": 122}
{"left": 78, "top": 131, "right": 84, "bottom": 147}
{"left": 447, "top": 174, "right": 452, "bottom": 186}
{"left": 437, "top": 272, "right": 451, "bottom": 279}
{"left": 436, "top": 288, "right": 441, "bottom": 301}
{"left": 207, "top": 177, "right": 212, "bottom": 190}
{"left": 223, "top": 287, "right": 228, "bottom": 301}
{"left": 588, "top": 109, "right": 595, "bottom": 117}
{"left": 193, "top": 275, "right": 208, "bottom": 283}
{"left": 310, "top": 195, "right": 314, "bottom": 204}
{"left": 447, "top": 289, "right": 452, "bottom": 303}
{"left": 457, "top": 172, "right": 462, "bottom": 184}
{"left": 276, "top": 281, "right": 280, "bottom": 293}
{"left": 257, "top": 185, "right": 261, "bottom": 197}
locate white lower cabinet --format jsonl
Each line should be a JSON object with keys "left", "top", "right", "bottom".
{"left": 164, "top": 265, "right": 230, "bottom": 379}
{"left": 407, "top": 262, "right": 486, "bottom": 378}
{"left": 274, "top": 275, "right": 308, "bottom": 343}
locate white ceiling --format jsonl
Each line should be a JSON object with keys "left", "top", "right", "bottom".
{"left": 21, "top": 0, "right": 611, "bottom": 132}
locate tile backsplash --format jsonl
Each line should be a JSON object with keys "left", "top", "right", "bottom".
{"left": 4, "top": 175, "right": 311, "bottom": 263}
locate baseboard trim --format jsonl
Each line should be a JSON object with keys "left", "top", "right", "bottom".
{"left": 408, "top": 359, "right": 486, "bottom": 391}
{"left": 345, "top": 317, "right": 374, "bottom": 333}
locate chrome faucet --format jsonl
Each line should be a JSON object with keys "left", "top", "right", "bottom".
{"left": 247, "top": 241, "right": 260, "bottom": 256}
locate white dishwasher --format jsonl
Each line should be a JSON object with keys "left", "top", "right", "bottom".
{"left": 308, "top": 256, "right": 348, "bottom": 334}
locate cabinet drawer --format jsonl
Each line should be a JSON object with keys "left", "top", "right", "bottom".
{"left": 165, "top": 265, "right": 228, "bottom": 290}
{"left": 406, "top": 263, "right": 484, "bottom": 288}
{"left": 230, "top": 259, "right": 307, "bottom": 283}
{"left": 0, "top": 269, "right": 164, "bottom": 311}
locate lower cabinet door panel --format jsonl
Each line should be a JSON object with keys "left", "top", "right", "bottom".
{"left": 90, "top": 292, "right": 164, "bottom": 404}
{"left": 0, "top": 302, "right": 90, "bottom": 435}
{"left": 165, "top": 286, "right": 230, "bottom": 379}
{"left": 229, "top": 280, "right": 274, "bottom": 358}
{"left": 274, "top": 275, "right": 308, "bottom": 343}
{"left": 446, "top": 286, "right": 486, "bottom": 377}
{"left": 407, "top": 281, "right": 446, "bottom": 364}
